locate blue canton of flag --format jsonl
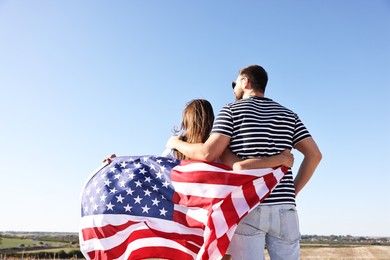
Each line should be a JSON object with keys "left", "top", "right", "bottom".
{"left": 81, "top": 156, "right": 178, "bottom": 220}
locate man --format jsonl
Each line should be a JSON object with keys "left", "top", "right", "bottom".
{"left": 166, "top": 65, "right": 322, "bottom": 259}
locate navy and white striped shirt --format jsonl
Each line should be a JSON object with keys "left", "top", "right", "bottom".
{"left": 211, "top": 96, "right": 311, "bottom": 205}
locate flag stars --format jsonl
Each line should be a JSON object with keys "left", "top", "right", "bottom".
{"left": 159, "top": 207, "right": 167, "bottom": 216}
{"left": 93, "top": 203, "right": 99, "bottom": 211}
{"left": 145, "top": 176, "right": 151, "bottom": 183}
{"left": 135, "top": 162, "right": 141, "bottom": 168}
{"left": 141, "top": 204, "right": 150, "bottom": 213}
{"left": 119, "top": 180, "right": 126, "bottom": 188}
{"left": 124, "top": 204, "right": 132, "bottom": 212}
{"left": 128, "top": 172, "right": 135, "bottom": 179}
{"left": 156, "top": 159, "right": 162, "bottom": 164}
{"left": 106, "top": 202, "right": 115, "bottom": 211}
{"left": 120, "top": 161, "right": 127, "bottom": 168}
{"left": 152, "top": 198, "right": 160, "bottom": 206}
{"left": 160, "top": 165, "right": 166, "bottom": 172}
{"left": 110, "top": 166, "right": 116, "bottom": 173}
{"left": 134, "top": 180, "right": 142, "bottom": 187}
{"left": 143, "top": 189, "right": 152, "bottom": 197}
{"left": 156, "top": 172, "right": 163, "bottom": 179}
{"left": 100, "top": 194, "right": 107, "bottom": 202}
{"left": 114, "top": 173, "right": 121, "bottom": 180}
{"left": 134, "top": 195, "right": 142, "bottom": 204}
{"left": 104, "top": 179, "right": 112, "bottom": 187}
{"left": 126, "top": 188, "right": 134, "bottom": 195}
{"left": 162, "top": 180, "right": 170, "bottom": 188}
{"left": 152, "top": 185, "right": 159, "bottom": 191}
{"left": 139, "top": 168, "right": 147, "bottom": 174}
{"left": 116, "top": 194, "right": 125, "bottom": 203}
{"left": 109, "top": 187, "right": 118, "bottom": 194}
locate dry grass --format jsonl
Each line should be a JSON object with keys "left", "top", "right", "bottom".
{"left": 266, "top": 245, "right": 390, "bottom": 259}
{"left": 1, "top": 245, "right": 390, "bottom": 259}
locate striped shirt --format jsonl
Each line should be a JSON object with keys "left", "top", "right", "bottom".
{"left": 211, "top": 96, "right": 311, "bottom": 205}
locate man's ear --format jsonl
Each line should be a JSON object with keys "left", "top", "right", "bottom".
{"left": 242, "top": 77, "right": 250, "bottom": 89}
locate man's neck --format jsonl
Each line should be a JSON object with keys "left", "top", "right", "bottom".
{"left": 243, "top": 90, "right": 264, "bottom": 99}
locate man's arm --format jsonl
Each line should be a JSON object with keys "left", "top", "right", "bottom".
{"left": 220, "top": 149, "right": 294, "bottom": 170}
{"left": 293, "top": 137, "right": 322, "bottom": 197}
{"left": 166, "top": 133, "right": 231, "bottom": 161}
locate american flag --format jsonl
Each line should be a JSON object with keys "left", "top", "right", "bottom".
{"left": 80, "top": 156, "right": 287, "bottom": 260}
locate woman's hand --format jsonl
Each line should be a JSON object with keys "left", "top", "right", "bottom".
{"left": 166, "top": 135, "right": 181, "bottom": 149}
{"left": 103, "top": 153, "right": 116, "bottom": 164}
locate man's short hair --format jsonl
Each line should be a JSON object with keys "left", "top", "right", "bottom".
{"left": 239, "top": 65, "right": 268, "bottom": 93}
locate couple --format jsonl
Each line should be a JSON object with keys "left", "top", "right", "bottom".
{"left": 164, "top": 65, "right": 322, "bottom": 260}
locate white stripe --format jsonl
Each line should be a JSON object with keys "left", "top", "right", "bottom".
{"left": 173, "top": 181, "right": 235, "bottom": 198}
{"left": 210, "top": 201, "right": 229, "bottom": 238}
{"left": 173, "top": 162, "right": 275, "bottom": 177}
{"left": 80, "top": 214, "right": 203, "bottom": 242}
{"left": 80, "top": 218, "right": 202, "bottom": 257}
{"left": 253, "top": 178, "right": 270, "bottom": 205}
{"left": 121, "top": 237, "right": 198, "bottom": 260}
{"left": 206, "top": 239, "right": 222, "bottom": 260}
{"left": 174, "top": 204, "right": 208, "bottom": 224}
{"left": 231, "top": 187, "right": 250, "bottom": 218}
{"left": 80, "top": 221, "right": 145, "bottom": 252}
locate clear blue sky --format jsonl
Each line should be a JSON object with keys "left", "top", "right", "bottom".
{"left": 1, "top": 0, "right": 389, "bottom": 237}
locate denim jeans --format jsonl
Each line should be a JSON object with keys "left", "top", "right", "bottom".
{"left": 226, "top": 204, "right": 300, "bottom": 260}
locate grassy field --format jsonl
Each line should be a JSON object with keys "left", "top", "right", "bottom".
{"left": 0, "top": 237, "right": 68, "bottom": 248}
{"left": 1, "top": 237, "right": 390, "bottom": 259}
{"left": 267, "top": 245, "right": 390, "bottom": 259}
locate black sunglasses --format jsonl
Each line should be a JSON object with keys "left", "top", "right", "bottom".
{"left": 232, "top": 81, "right": 236, "bottom": 89}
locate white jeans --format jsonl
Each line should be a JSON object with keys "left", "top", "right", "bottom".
{"left": 226, "top": 204, "right": 300, "bottom": 260}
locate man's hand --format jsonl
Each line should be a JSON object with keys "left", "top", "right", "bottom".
{"left": 279, "top": 149, "right": 294, "bottom": 168}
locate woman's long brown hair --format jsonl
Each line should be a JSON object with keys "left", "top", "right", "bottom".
{"left": 174, "top": 99, "right": 214, "bottom": 160}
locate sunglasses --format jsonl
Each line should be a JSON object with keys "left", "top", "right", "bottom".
{"left": 231, "top": 81, "right": 236, "bottom": 89}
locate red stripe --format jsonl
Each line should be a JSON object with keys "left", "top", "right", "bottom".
{"left": 242, "top": 180, "right": 260, "bottom": 209}
{"left": 173, "top": 209, "right": 205, "bottom": 230}
{"left": 173, "top": 190, "right": 224, "bottom": 208}
{"left": 171, "top": 169, "right": 258, "bottom": 186}
{"left": 85, "top": 226, "right": 200, "bottom": 259}
{"left": 263, "top": 173, "right": 278, "bottom": 192}
{"left": 216, "top": 233, "right": 230, "bottom": 257}
{"left": 201, "top": 219, "right": 214, "bottom": 260}
{"left": 129, "top": 246, "right": 195, "bottom": 260}
{"left": 220, "top": 195, "right": 239, "bottom": 229}
{"left": 147, "top": 218, "right": 204, "bottom": 247}
{"left": 82, "top": 220, "right": 136, "bottom": 240}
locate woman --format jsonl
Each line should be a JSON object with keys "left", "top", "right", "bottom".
{"left": 162, "top": 99, "right": 294, "bottom": 169}
{"left": 106, "top": 99, "right": 293, "bottom": 169}
{"left": 104, "top": 99, "right": 293, "bottom": 168}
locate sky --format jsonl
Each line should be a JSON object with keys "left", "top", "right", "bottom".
{"left": 0, "top": 0, "right": 389, "bottom": 237}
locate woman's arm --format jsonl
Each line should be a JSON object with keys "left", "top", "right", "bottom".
{"left": 220, "top": 149, "right": 294, "bottom": 170}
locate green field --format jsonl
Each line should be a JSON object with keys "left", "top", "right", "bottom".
{"left": 0, "top": 235, "right": 81, "bottom": 259}
{"left": 0, "top": 237, "right": 68, "bottom": 248}
{"left": 1, "top": 235, "right": 390, "bottom": 259}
